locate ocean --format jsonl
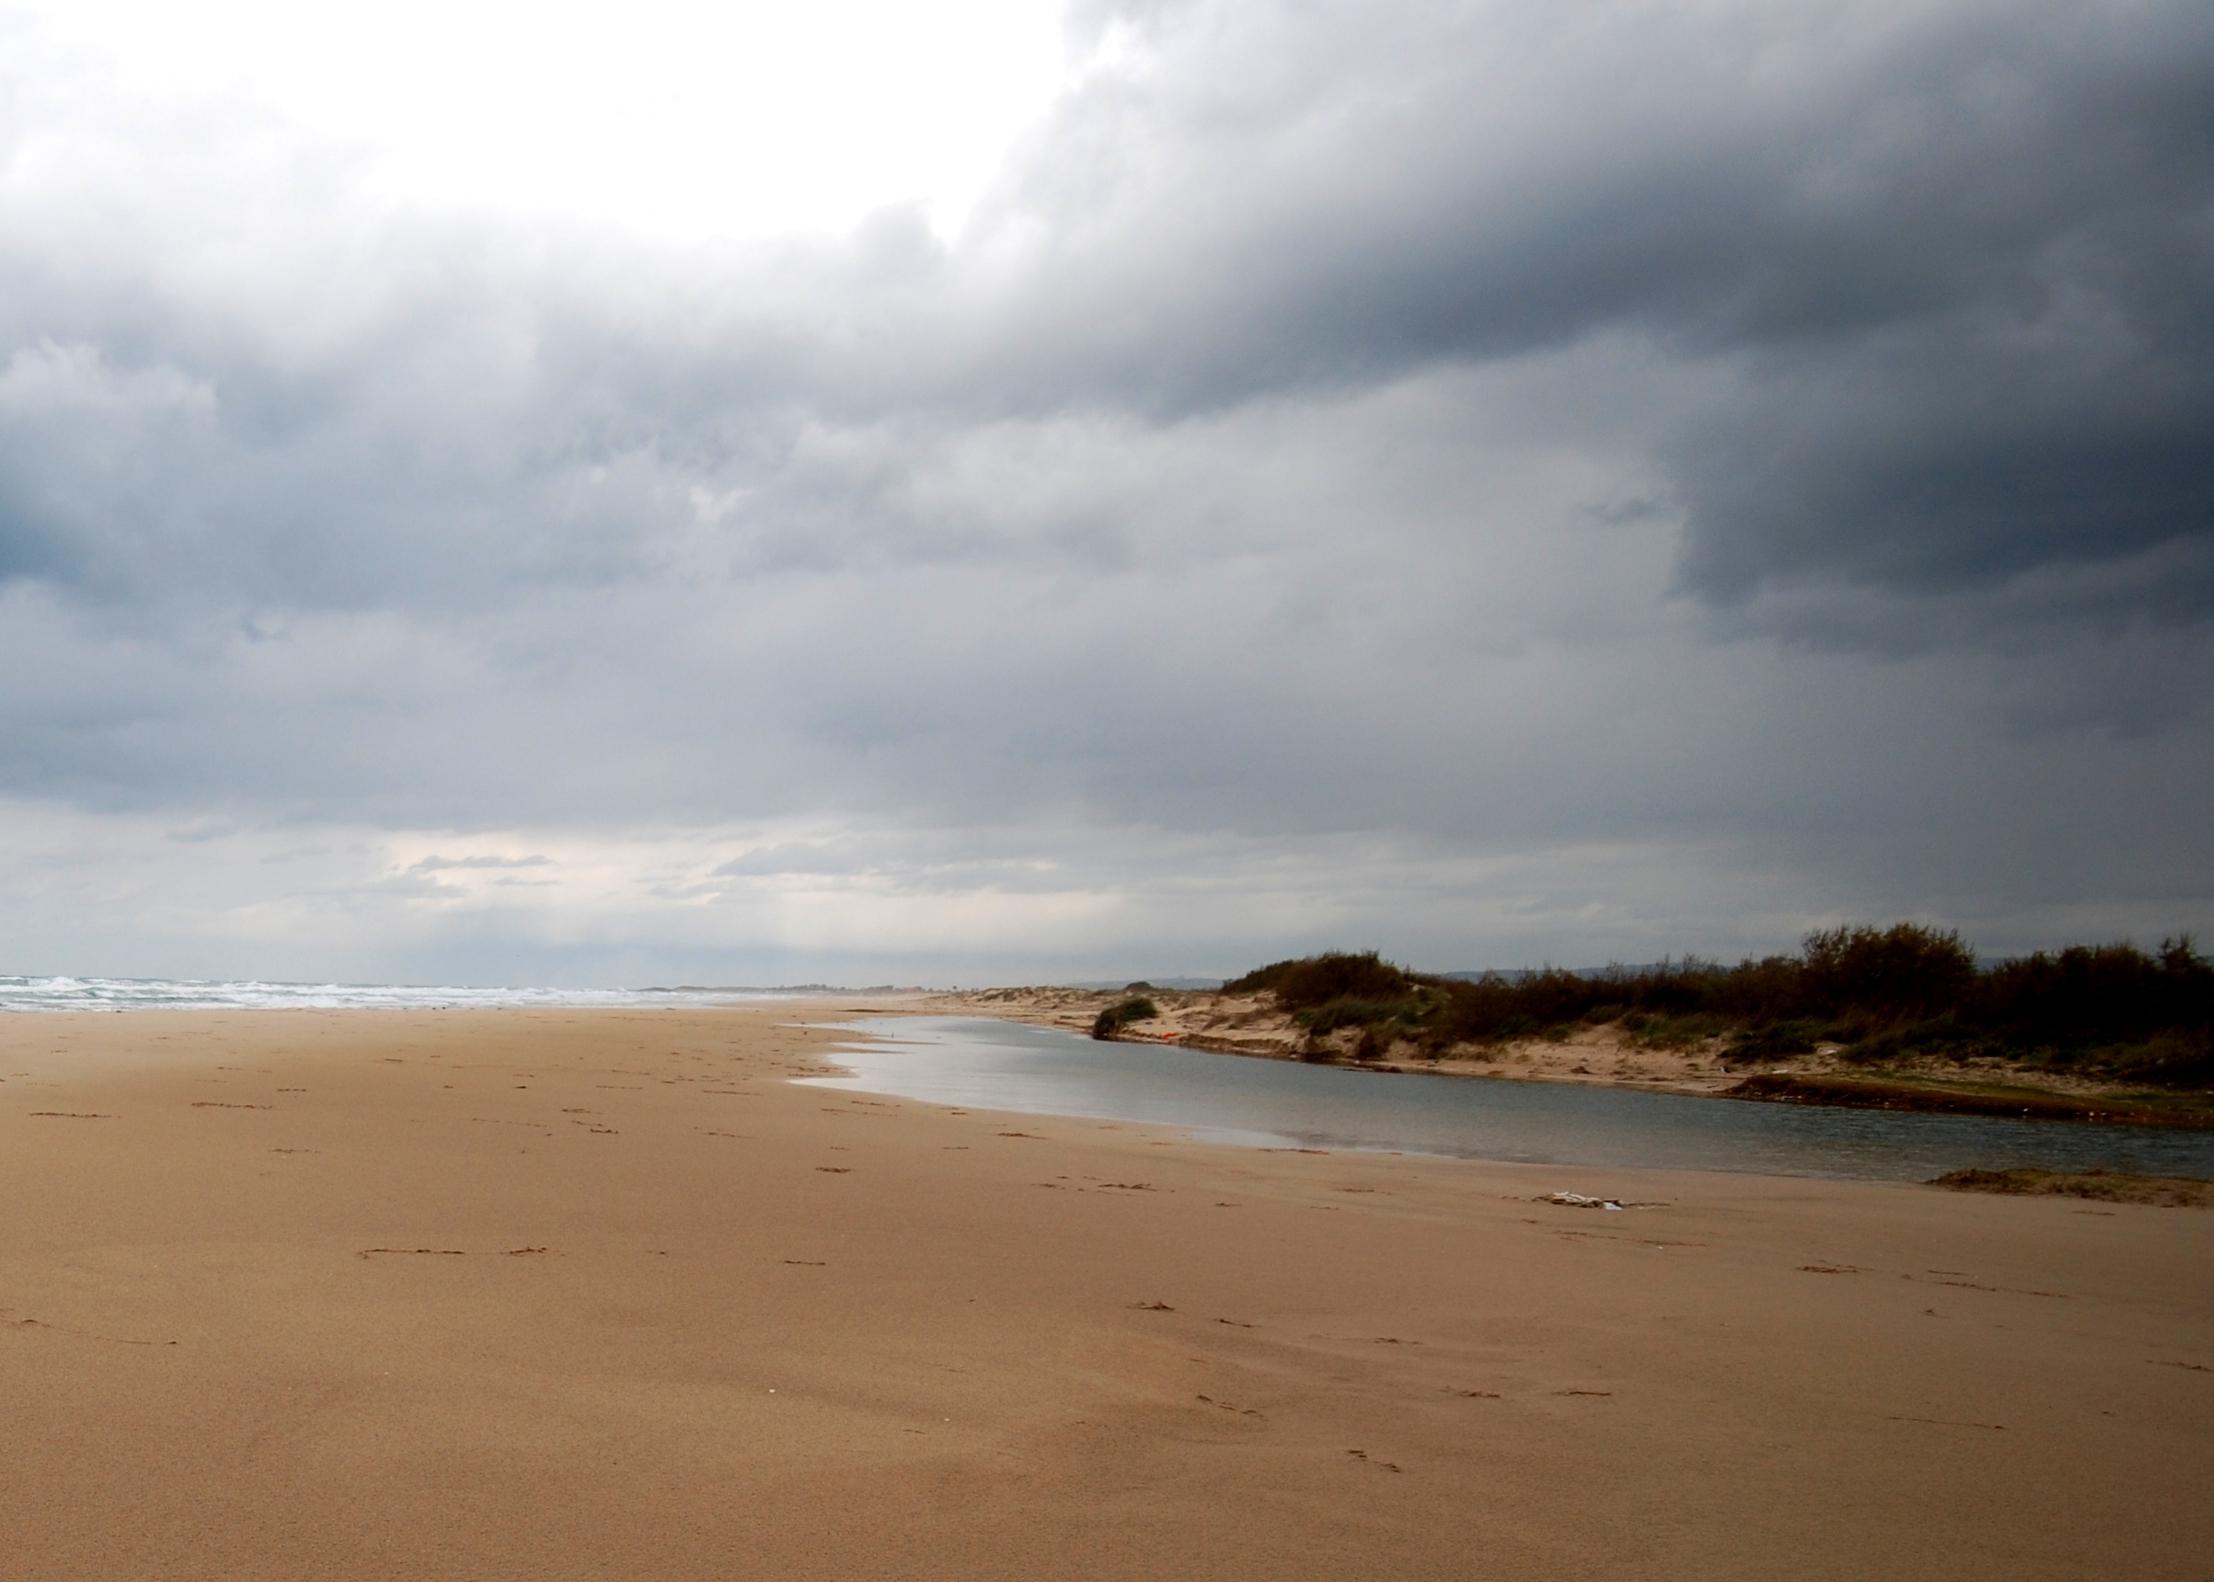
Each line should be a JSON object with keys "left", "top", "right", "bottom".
{"left": 0, "top": 975, "right": 805, "bottom": 1013}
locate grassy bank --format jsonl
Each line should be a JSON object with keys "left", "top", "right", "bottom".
{"left": 1930, "top": 1167, "right": 2214, "bottom": 1207}
{"left": 1217, "top": 927, "right": 2214, "bottom": 1114}
{"left": 1731, "top": 1072, "right": 2214, "bottom": 1128}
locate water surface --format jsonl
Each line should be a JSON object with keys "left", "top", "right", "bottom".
{"left": 807, "top": 1016, "right": 2214, "bottom": 1183}
{"left": 0, "top": 975, "right": 796, "bottom": 1013}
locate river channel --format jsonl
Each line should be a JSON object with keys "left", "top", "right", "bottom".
{"left": 803, "top": 1016, "right": 2214, "bottom": 1183}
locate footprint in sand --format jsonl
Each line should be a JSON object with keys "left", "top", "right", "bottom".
{"left": 1345, "top": 1449, "right": 1403, "bottom": 1472}
{"left": 1194, "top": 1394, "right": 1263, "bottom": 1419}
{"left": 356, "top": 1247, "right": 466, "bottom": 1259}
{"left": 4, "top": 1311, "right": 176, "bottom": 1347}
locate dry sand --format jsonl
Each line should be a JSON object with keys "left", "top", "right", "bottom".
{"left": 3, "top": 1003, "right": 2209, "bottom": 1580}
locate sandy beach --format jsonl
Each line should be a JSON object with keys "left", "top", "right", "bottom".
{"left": 4, "top": 1003, "right": 2210, "bottom": 1580}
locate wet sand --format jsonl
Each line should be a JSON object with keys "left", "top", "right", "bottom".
{"left": 3, "top": 1004, "right": 2209, "bottom": 1579}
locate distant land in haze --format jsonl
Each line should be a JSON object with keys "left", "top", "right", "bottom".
{"left": 1069, "top": 977, "right": 1226, "bottom": 992}
{"left": 1069, "top": 968, "right": 1668, "bottom": 993}
{"left": 643, "top": 983, "right": 926, "bottom": 995}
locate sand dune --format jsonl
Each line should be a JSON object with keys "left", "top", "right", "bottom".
{"left": 3, "top": 1004, "right": 2209, "bottom": 1579}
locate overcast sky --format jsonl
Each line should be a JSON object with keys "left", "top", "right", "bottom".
{"left": 2, "top": 0, "right": 2209, "bottom": 986}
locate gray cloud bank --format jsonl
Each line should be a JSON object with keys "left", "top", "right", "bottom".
{"left": 1, "top": 1, "right": 2210, "bottom": 983}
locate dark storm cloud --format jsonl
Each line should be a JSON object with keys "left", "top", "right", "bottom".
{"left": 1673, "top": 306, "right": 2214, "bottom": 621}
{"left": 10, "top": 3, "right": 2209, "bottom": 629}
{"left": 0, "top": 1, "right": 2210, "bottom": 980}
{"left": 971, "top": 2, "right": 2214, "bottom": 622}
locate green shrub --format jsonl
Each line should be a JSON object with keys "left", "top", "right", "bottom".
{"left": 1625, "top": 1012, "right": 1724, "bottom": 1050}
{"left": 1296, "top": 995, "right": 1424, "bottom": 1036}
{"left": 1800, "top": 923, "right": 1975, "bottom": 1019}
{"left": 1267, "top": 951, "right": 1414, "bottom": 1010}
{"left": 1090, "top": 997, "right": 1159, "bottom": 1041}
{"left": 1722, "top": 1021, "right": 1818, "bottom": 1065}
{"left": 1979, "top": 938, "right": 2212, "bottom": 1049}
{"left": 2100, "top": 1030, "right": 2214, "bottom": 1087}
{"left": 1222, "top": 958, "right": 1303, "bottom": 996}
{"left": 1353, "top": 1024, "right": 1394, "bottom": 1061}
{"left": 1833, "top": 1020, "right": 1986, "bottom": 1064}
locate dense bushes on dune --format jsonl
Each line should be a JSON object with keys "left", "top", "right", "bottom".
{"left": 1223, "top": 951, "right": 1412, "bottom": 1007}
{"left": 1230, "top": 926, "right": 2214, "bottom": 1086}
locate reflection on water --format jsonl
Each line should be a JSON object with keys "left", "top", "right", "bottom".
{"left": 804, "top": 1016, "right": 2214, "bottom": 1184}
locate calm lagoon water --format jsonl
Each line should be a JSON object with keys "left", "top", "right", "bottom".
{"left": 805, "top": 1016, "right": 2214, "bottom": 1184}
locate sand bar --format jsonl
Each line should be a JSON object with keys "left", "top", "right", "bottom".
{"left": 4, "top": 1004, "right": 2210, "bottom": 1579}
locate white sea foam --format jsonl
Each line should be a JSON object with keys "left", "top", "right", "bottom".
{"left": 0, "top": 975, "right": 805, "bottom": 1013}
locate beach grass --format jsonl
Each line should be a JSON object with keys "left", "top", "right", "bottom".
{"left": 1931, "top": 1166, "right": 2214, "bottom": 1208}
